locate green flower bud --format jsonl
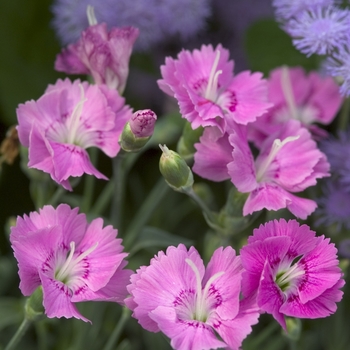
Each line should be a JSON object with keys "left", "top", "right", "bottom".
{"left": 159, "top": 144, "right": 193, "bottom": 192}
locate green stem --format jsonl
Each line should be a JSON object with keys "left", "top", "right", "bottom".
{"left": 47, "top": 186, "right": 65, "bottom": 207}
{"left": 111, "top": 152, "right": 126, "bottom": 228}
{"left": 81, "top": 148, "right": 98, "bottom": 213}
{"left": 185, "top": 188, "right": 212, "bottom": 218}
{"left": 5, "top": 318, "right": 31, "bottom": 350}
{"left": 103, "top": 307, "right": 130, "bottom": 350}
{"left": 123, "top": 178, "right": 169, "bottom": 250}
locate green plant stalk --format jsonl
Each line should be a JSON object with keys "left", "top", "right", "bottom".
{"left": 103, "top": 307, "right": 131, "bottom": 350}
{"left": 123, "top": 178, "right": 169, "bottom": 250}
{"left": 4, "top": 318, "right": 31, "bottom": 350}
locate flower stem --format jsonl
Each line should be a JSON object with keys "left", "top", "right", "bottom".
{"left": 103, "top": 307, "right": 130, "bottom": 350}
{"left": 5, "top": 317, "right": 31, "bottom": 350}
{"left": 338, "top": 96, "right": 350, "bottom": 131}
{"left": 81, "top": 148, "right": 98, "bottom": 213}
{"left": 123, "top": 178, "right": 169, "bottom": 250}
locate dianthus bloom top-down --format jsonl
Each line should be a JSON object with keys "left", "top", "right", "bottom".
{"left": 194, "top": 120, "right": 330, "bottom": 219}
{"left": 125, "top": 244, "right": 259, "bottom": 350}
{"left": 16, "top": 78, "right": 132, "bottom": 190}
{"left": 249, "top": 66, "right": 342, "bottom": 146}
{"left": 157, "top": 44, "right": 272, "bottom": 133}
{"left": 55, "top": 19, "right": 139, "bottom": 94}
{"left": 10, "top": 204, "right": 132, "bottom": 322}
{"left": 240, "top": 219, "right": 344, "bottom": 329}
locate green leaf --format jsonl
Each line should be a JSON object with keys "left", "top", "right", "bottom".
{"left": 244, "top": 19, "right": 319, "bottom": 75}
{"left": 129, "top": 226, "right": 193, "bottom": 256}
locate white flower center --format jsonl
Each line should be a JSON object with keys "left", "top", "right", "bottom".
{"left": 204, "top": 50, "right": 222, "bottom": 102}
{"left": 55, "top": 241, "right": 98, "bottom": 285}
{"left": 256, "top": 135, "right": 300, "bottom": 182}
{"left": 65, "top": 84, "right": 87, "bottom": 145}
{"left": 185, "top": 258, "right": 224, "bottom": 322}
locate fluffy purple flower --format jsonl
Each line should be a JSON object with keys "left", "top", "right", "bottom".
{"left": 325, "top": 46, "right": 350, "bottom": 96}
{"left": 315, "top": 180, "right": 350, "bottom": 232}
{"left": 51, "top": 0, "right": 211, "bottom": 51}
{"left": 272, "top": 0, "right": 335, "bottom": 21}
{"left": 158, "top": 44, "right": 272, "bottom": 133}
{"left": 248, "top": 66, "right": 342, "bottom": 146}
{"left": 285, "top": 5, "right": 350, "bottom": 57}
{"left": 125, "top": 244, "right": 259, "bottom": 350}
{"left": 194, "top": 120, "right": 330, "bottom": 219}
{"left": 240, "top": 219, "right": 344, "bottom": 329}
{"left": 55, "top": 22, "right": 139, "bottom": 94}
{"left": 10, "top": 204, "right": 132, "bottom": 322}
{"left": 319, "top": 129, "right": 350, "bottom": 186}
{"left": 16, "top": 78, "right": 132, "bottom": 190}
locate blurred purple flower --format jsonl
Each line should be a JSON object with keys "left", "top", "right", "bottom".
{"left": 272, "top": 0, "right": 334, "bottom": 21}
{"left": 51, "top": 0, "right": 211, "bottom": 51}
{"left": 286, "top": 5, "right": 350, "bottom": 57}
{"left": 315, "top": 180, "right": 350, "bottom": 232}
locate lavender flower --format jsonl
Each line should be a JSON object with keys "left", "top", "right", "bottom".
{"left": 315, "top": 180, "right": 350, "bottom": 232}
{"left": 319, "top": 130, "right": 350, "bottom": 184}
{"left": 51, "top": 0, "right": 211, "bottom": 51}
{"left": 272, "top": 0, "right": 335, "bottom": 21}
{"left": 286, "top": 5, "right": 350, "bottom": 57}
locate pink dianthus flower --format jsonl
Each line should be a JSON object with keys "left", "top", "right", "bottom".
{"left": 125, "top": 244, "right": 259, "bottom": 350}
{"left": 10, "top": 204, "right": 132, "bottom": 322}
{"left": 55, "top": 21, "right": 139, "bottom": 94}
{"left": 240, "top": 219, "right": 344, "bottom": 329}
{"left": 194, "top": 120, "right": 330, "bottom": 219}
{"left": 16, "top": 78, "right": 132, "bottom": 190}
{"left": 157, "top": 44, "right": 272, "bottom": 133}
{"left": 249, "top": 66, "right": 342, "bottom": 146}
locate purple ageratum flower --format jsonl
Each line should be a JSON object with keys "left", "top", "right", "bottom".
{"left": 10, "top": 204, "right": 132, "bottom": 322}
{"left": 315, "top": 179, "right": 350, "bottom": 232}
{"left": 325, "top": 45, "right": 350, "bottom": 96}
{"left": 240, "top": 219, "right": 345, "bottom": 329}
{"left": 16, "top": 78, "right": 132, "bottom": 190}
{"left": 285, "top": 5, "right": 350, "bottom": 57}
{"left": 248, "top": 66, "right": 342, "bottom": 146}
{"left": 319, "top": 129, "right": 350, "bottom": 186}
{"left": 194, "top": 120, "right": 330, "bottom": 219}
{"left": 272, "top": 0, "right": 335, "bottom": 21}
{"left": 158, "top": 44, "right": 272, "bottom": 134}
{"left": 55, "top": 21, "right": 139, "bottom": 94}
{"left": 51, "top": 0, "right": 211, "bottom": 51}
{"left": 125, "top": 244, "right": 259, "bottom": 350}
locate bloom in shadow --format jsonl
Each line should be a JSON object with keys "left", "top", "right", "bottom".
{"left": 10, "top": 204, "right": 132, "bottom": 322}
{"left": 240, "top": 219, "right": 344, "bottom": 329}
{"left": 55, "top": 16, "right": 139, "bottom": 94}
{"left": 125, "top": 244, "right": 259, "bottom": 350}
{"left": 16, "top": 78, "right": 132, "bottom": 190}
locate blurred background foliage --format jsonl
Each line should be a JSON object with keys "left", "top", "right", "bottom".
{"left": 0, "top": 1, "right": 349, "bottom": 350}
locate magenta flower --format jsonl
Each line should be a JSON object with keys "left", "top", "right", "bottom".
{"left": 55, "top": 22, "right": 139, "bottom": 94}
{"left": 16, "top": 78, "right": 132, "bottom": 190}
{"left": 130, "top": 109, "right": 157, "bottom": 138}
{"left": 194, "top": 120, "right": 330, "bottom": 219}
{"left": 10, "top": 204, "right": 132, "bottom": 322}
{"left": 157, "top": 44, "right": 272, "bottom": 133}
{"left": 125, "top": 244, "right": 259, "bottom": 350}
{"left": 240, "top": 219, "right": 344, "bottom": 329}
{"left": 248, "top": 66, "right": 342, "bottom": 146}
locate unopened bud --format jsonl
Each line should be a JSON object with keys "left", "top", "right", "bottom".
{"left": 130, "top": 109, "right": 157, "bottom": 138}
{"left": 119, "top": 109, "right": 157, "bottom": 152}
{"left": 159, "top": 144, "right": 193, "bottom": 191}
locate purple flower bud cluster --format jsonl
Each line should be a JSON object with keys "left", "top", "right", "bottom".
{"left": 272, "top": 0, "right": 350, "bottom": 96}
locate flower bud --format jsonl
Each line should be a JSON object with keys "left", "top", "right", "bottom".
{"left": 159, "top": 144, "right": 193, "bottom": 192}
{"left": 130, "top": 109, "right": 157, "bottom": 138}
{"left": 119, "top": 109, "right": 157, "bottom": 152}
